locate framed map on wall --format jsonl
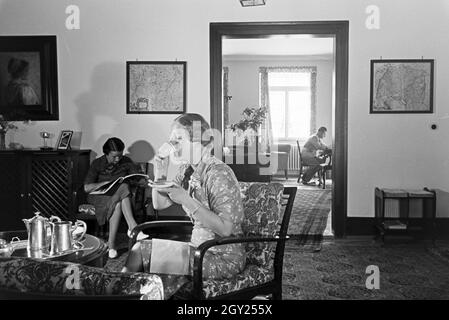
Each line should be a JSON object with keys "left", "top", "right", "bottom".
{"left": 370, "top": 59, "right": 434, "bottom": 114}
{"left": 126, "top": 61, "right": 186, "bottom": 114}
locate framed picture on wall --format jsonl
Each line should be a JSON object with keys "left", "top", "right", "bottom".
{"left": 370, "top": 59, "right": 434, "bottom": 113}
{"left": 0, "top": 35, "right": 59, "bottom": 120}
{"left": 56, "top": 130, "right": 73, "bottom": 150}
{"left": 126, "top": 61, "right": 186, "bottom": 114}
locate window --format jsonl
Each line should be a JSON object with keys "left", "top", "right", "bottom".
{"left": 261, "top": 68, "right": 316, "bottom": 141}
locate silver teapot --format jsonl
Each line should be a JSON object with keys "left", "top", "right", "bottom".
{"left": 22, "top": 212, "right": 61, "bottom": 251}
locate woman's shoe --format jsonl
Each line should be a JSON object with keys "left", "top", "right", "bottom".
{"left": 127, "top": 230, "right": 149, "bottom": 241}
{"left": 108, "top": 249, "right": 118, "bottom": 259}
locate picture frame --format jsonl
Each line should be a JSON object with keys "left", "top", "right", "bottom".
{"left": 56, "top": 130, "right": 73, "bottom": 150}
{"left": 0, "top": 35, "right": 59, "bottom": 120}
{"left": 370, "top": 59, "right": 434, "bottom": 114}
{"left": 126, "top": 61, "right": 186, "bottom": 114}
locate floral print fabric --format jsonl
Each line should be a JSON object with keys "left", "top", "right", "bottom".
{"left": 174, "top": 181, "right": 285, "bottom": 298}
{"left": 173, "top": 156, "right": 246, "bottom": 280}
{"left": 0, "top": 257, "right": 164, "bottom": 299}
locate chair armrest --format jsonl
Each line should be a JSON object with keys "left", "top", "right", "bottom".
{"left": 191, "top": 235, "right": 290, "bottom": 299}
{"left": 128, "top": 220, "right": 194, "bottom": 250}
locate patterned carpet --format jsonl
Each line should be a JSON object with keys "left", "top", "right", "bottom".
{"left": 282, "top": 239, "right": 449, "bottom": 300}
{"left": 287, "top": 188, "right": 332, "bottom": 251}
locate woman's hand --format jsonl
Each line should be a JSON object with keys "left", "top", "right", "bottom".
{"left": 157, "top": 185, "right": 190, "bottom": 205}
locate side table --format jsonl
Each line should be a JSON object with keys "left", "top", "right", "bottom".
{"left": 374, "top": 187, "right": 436, "bottom": 245}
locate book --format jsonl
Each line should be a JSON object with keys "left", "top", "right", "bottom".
{"left": 382, "top": 220, "right": 407, "bottom": 230}
{"left": 90, "top": 173, "right": 149, "bottom": 195}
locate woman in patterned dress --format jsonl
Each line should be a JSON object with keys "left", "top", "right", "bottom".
{"left": 123, "top": 113, "right": 246, "bottom": 279}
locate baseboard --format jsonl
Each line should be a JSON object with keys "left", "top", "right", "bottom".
{"left": 345, "top": 217, "right": 449, "bottom": 239}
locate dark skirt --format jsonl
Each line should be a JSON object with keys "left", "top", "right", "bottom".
{"left": 87, "top": 183, "right": 132, "bottom": 226}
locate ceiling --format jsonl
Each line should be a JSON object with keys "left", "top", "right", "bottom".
{"left": 222, "top": 35, "right": 334, "bottom": 58}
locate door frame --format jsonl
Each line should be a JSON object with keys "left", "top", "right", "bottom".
{"left": 209, "top": 21, "right": 348, "bottom": 237}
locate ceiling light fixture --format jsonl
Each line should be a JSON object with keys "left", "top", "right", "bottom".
{"left": 240, "top": 0, "right": 266, "bottom": 7}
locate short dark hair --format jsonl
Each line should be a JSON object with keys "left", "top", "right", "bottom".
{"left": 317, "top": 127, "right": 327, "bottom": 133}
{"left": 103, "top": 137, "right": 125, "bottom": 154}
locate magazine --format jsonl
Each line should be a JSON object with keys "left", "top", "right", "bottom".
{"left": 90, "top": 173, "right": 149, "bottom": 195}
{"left": 382, "top": 220, "right": 407, "bottom": 230}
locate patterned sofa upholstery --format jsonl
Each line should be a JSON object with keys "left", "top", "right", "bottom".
{"left": 174, "top": 182, "right": 290, "bottom": 299}
{"left": 0, "top": 257, "right": 163, "bottom": 299}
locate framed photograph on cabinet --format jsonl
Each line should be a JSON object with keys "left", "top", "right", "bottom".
{"left": 0, "top": 35, "right": 59, "bottom": 120}
{"left": 56, "top": 130, "right": 73, "bottom": 150}
{"left": 126, "top": 61, "right": 186, "bottom": 114}
{"left": 370, "top": 59, "right": 434, "bottom": 113}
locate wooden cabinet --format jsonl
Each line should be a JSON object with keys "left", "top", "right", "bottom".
{"left": 0, "top": 149, "right": 91, "bottom": 231}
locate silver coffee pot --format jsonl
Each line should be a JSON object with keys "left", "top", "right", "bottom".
{"left": 22, "top": 212, "right": 61, "bottom": 251}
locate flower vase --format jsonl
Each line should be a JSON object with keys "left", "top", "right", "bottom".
{"left": 0, "top": 131, "right": 6, "bottom": 150}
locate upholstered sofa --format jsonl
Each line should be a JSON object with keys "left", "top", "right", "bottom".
{"left": 0, "top": 257, "right": 163, "bottom": 299}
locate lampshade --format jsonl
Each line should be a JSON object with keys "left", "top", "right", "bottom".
{"left": 240, "top": 0, "right": 266, "bottom": 7}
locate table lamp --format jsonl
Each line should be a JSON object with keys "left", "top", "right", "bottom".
{"left": 40, "top": 131, "right": 53, "bottom": 150}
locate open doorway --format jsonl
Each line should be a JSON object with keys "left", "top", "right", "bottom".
{"left": 210, "top": 21, "right": 348, "bottom": 237}
{"left": 222, "top": 36, "right": 335, "bottom": 238}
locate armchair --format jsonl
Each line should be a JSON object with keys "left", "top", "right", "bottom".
{"left": 0, "top": 257, "right": 163, "bottom": 300}
{"left": 129, "top": 182, "right": 296, "bottom": 300}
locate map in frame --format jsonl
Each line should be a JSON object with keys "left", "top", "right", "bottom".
{"left": 127, "top": 61, "right": 186, "bottom": 114}
{"left": 370, "top": 59, "right": 433, "bottom": 113}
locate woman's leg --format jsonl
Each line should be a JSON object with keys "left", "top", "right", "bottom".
{"left": 108, "top": 202, "right": 122, "bottom": 249}
{"left": 120, "top": 196, "right": 138, "bottom": 231}
{"left": 122, "top": 242, "right": 143, "bottom": 272}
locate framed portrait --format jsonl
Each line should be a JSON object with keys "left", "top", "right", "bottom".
{"left": 126, "top": 61, "right": 186, "bottom": 114}
{"left": 0, "top": 35, "right": 59, "bottom": 120}
{"left": 370, "top": 59, "right": 434, "bottom": 114}
{"left": 56, "top": 130, "right": 73, "bottom": 150}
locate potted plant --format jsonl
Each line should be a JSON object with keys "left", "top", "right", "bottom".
{"left": 230, "top": 107, "right": 267, "bottom": 146}
{"left": 0, "top": 112, "right": 29, "bottom": 150}
{"left": 0, "top": 115, "right": 18, "bottom": 149}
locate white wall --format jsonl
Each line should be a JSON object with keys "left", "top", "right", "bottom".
{"left": 1, "top": 0, "right": 448, "bottom": 218}
{"left": 223, "top": 57, "right": 333, "bottom": 146}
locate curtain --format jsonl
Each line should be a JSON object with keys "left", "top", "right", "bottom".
{"left": 261, "top": 66, "right": 317, "bottom": 136}
{"left": 259, "top": 67, "right": 273, "bottom": 153}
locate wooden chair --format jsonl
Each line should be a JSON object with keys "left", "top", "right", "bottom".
{"left": 129, "top": 183, "right": 297, "bottom": 300}
{"left": 296, "top": 141, "right": 314, "bottom": 183}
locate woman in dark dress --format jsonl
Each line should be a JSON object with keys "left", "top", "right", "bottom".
{"left": 84, "top": 137, "right": 147, "bottom": 259}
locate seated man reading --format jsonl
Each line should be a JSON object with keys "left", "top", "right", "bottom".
{"left": 300, "top": 126, "right": 331, "bottom": 186}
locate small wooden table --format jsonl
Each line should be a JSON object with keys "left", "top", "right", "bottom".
{"left": 374, "top": 188, "right": 436, "bottom": 245}
{"left": 319, "top": 155, "right": 332, "bottom": 189}
{"left": 0, "top": 230, "right": 108, "bottom": 267}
